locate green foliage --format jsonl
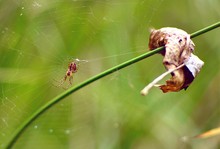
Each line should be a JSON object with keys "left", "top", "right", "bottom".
{"left": 1, "top": 0, "right": 220, "bottom": 149}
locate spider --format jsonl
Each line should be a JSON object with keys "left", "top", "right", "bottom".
{"left": 57, "top": 58, "right": 87, "bottom": 88}
{"left": 64, "top": 59, "right": 79, "bottom": 85}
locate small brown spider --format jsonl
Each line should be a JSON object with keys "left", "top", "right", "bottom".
{"left": 64, "top": 59, "right": 79, "bottom": 85}
{"left": 57, "top": 58, "right": 87, "bottom": 88}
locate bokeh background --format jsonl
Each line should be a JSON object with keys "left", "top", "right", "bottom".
{"left": 1, "top": 0, "right": 220, "bottom": 148}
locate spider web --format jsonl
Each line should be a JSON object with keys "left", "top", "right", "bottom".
{"left": 3, "top": 0, "right": 220, "bottom": 149}
{"left": 0, "top": 1, "right": 165, "bottom": 148}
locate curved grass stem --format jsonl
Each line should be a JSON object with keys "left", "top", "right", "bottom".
{"left": 5, "top": 21, "right": 220, "bottom": 149}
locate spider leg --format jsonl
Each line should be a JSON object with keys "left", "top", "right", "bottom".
{"left": 61, "top": 75, "right": 70, "bottom": 90}
{"left": 64, "top": 75, "right": 67, "bottom": 81}
{"left": 69, "top": 76, "right": 73, "bottom": 85}
{"left": 56, "top": 75, "right": 67, "bottom": 87}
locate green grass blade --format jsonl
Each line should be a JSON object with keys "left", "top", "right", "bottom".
{"left": 5, "top": 21, "right": 220, "bottom": 149}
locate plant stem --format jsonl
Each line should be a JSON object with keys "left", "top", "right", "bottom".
{"left": 191, "top": 21, "right": 220, "bottom": 38}
{"left": 5, "top": 21, "right": 220, "bottom": 149}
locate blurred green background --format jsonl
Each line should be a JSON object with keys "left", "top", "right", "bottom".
{"left": 1, "top": 0, "right": 220, "bottom": 148}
